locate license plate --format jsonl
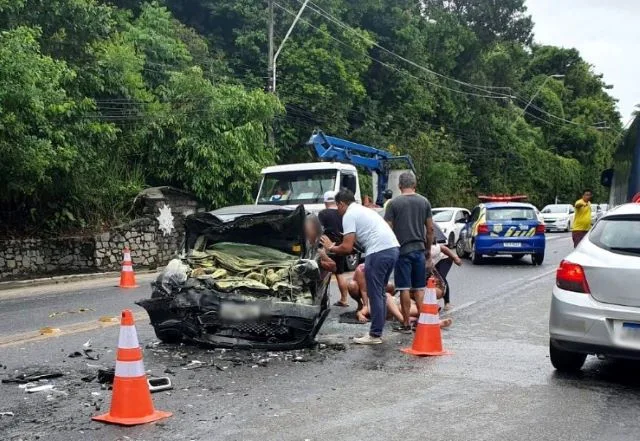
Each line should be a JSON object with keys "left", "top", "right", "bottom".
{"left": 219, "top": 302, "right": 261, "bottom": 321}
{"left": 504, "top": 242, "right": 522, "bottom": 248}
{"left": 621, "top": 322, "right": 640, "bottom": 342}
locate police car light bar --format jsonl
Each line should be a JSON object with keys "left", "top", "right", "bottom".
{"left": 478, "top": 194, "right": 529, "bottom": 202}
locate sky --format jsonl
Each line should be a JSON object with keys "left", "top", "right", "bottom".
{"left": 526, "top": 0, "right": 639, "bottom": 122}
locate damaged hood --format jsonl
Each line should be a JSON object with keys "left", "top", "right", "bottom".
{"left": 184, "top": 205, "right": 307, "bottom": 256}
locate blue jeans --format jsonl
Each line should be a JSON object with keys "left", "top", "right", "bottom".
{"left": 365, "top": 247, "right": 399, "bottom": 338}
{"left": 394, "top": 250, "right": 427, "bottom": 291}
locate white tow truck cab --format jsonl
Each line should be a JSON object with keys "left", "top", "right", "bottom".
{"left": 255, "top": 162, "right": 362, "bottom": 213}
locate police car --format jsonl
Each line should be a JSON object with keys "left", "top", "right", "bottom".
{"left": 456, "top": 195, "right": 546, "bottom": 265}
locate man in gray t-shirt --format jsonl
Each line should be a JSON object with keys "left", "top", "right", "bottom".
{"left": 384, "top": 172, "right": 434, "bottom": 330}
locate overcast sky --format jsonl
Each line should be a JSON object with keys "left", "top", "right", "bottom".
{"left": 526, "top": 0, "right": 639, "bottom": 122}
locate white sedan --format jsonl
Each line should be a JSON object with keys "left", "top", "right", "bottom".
{"left": 432, "top": 207, "right": 470, "bottom": 249}
{"left": 549, "top": 201, "right": 640, "bottom": 372}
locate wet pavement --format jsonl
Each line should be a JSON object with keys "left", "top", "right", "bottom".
{"left": 2, "top": 233, "right": 640, "bottom": 440}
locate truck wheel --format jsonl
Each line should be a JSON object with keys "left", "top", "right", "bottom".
{"left": 345, "top": 254, "right": 359, "bottom": 271}
{"left": 550, "top": 341, "right": 586, "bottom": 372}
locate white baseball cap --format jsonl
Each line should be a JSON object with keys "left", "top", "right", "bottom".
{"left": 323, "top": 190, "right": 336, "bottom": 203}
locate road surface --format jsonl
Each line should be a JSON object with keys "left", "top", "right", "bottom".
{"left": 1, "top": 233, "right": 639, "bottom": 441}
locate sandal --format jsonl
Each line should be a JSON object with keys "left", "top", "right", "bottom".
{"left": 393, "top": 324, "right": 413, "bottom": 334}
{"left": 333, "top": 301, "right": 349, "bottom": 307}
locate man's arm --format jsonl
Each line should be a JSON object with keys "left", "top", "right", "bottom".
{"left": 575, "top": 199, "right": 586, "bottom": 208}
{"left": 425, "top": 217, "right": 434, "bottom": 250}
{"left": 320, "top": 233, "right": 355, "bottom": 255}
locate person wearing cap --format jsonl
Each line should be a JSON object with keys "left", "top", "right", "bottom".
{"left": 318, "top": 190, "right": 350, "bottom": 307}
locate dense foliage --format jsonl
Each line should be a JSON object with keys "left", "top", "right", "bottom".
{"left": 0, "top": 0, "right": 621, "bottom": 236}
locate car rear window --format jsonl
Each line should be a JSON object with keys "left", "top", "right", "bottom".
{"left": 486, "top": 207, "right": 536, "bottom": 221}
{"left": 589, "top": 215, "right": 640, "bottom": 256}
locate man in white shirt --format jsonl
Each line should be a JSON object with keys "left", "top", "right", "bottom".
{"left": 320, "top": 189, "right": 400, "bottom": 345}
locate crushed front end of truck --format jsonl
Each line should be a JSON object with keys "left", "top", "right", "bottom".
{"left": 136, "top": 205, "right": 331, "bottom": 350}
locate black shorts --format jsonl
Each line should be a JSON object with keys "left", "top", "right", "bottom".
{"left": 330, "top": 255, "right": 346, "bottom": 275}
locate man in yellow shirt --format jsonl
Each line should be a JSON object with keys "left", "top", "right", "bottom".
{"left": 572, "top": 189, "right": 593, "bottom": 247}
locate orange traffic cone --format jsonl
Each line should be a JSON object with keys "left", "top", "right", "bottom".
{"left": 119, "top": 247, "right": 139, "bottom": 289}
{"left": 92, "top": 310, "right": 171, "bottom": 426}
{"left": 401, "top": 277, "right": 452, "bottom": 357}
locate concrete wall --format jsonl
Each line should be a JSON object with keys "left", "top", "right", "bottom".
{"left": 0, "top": 187, "right": 203, "bottom": 280}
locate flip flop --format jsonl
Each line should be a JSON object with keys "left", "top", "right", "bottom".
{"left": 333, "top": 301, "right": 349, "bottom": 307}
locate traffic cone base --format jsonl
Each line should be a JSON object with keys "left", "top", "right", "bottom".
{"left": 401, "top": 347, "right": 452, "bottom": 357}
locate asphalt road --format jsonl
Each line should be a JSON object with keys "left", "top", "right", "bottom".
{"left": 1, "top": 232, "right": 640, "bottom": 441}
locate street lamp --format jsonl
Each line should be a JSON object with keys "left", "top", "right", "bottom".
{"left": 522, "top": 74, "right": 565, "bottom": 115}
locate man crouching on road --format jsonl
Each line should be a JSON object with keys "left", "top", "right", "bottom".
{"left": 321, "top": 189, "right": 400, "bottom": 345}
{"left": 384, "top": 171, "right": 434, "bottom": 333}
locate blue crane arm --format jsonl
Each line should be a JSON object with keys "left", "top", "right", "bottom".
{"left": 307, "top": 131, "right": 415, "bottom": 206}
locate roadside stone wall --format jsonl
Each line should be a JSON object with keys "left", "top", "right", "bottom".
{"left": 0, "top": 187, "right": 204, "bottom": 280}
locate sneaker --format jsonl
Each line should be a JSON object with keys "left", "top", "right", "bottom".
{"left": 353, "top": 334, "right": 383, "bottom": 345}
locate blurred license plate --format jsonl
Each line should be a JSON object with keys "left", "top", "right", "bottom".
{"left": 621, "top": 322, "right": 640, "bottom": 341}
{"left": 504, "top": 242, "right": 522, "bottom": 248}
{"left": 219, "top": 303, "right": 261, "bottom": 321}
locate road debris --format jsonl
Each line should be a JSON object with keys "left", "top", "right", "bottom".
{"left": 26, "top": 384, "right": 55, "bottom": 393}
{"left": 97, "top": 368, "right": 115, "bottom": 384}
{"left": 0, "top": 411, "right": 14, "bottom": 417}
{"left": 148, "top": 377, "right": 173, "bottom": 393}
{"left": 68, "top": 351, "right": 82, "bottom": 358}
{"left": 2, "top": 369, "right": 64, "bottom": 384}
{"left": 83, "top": 349, "right": 100, "bottom": 361}
{"left": 48, "top": 308, "right": 95, "bottom": 319}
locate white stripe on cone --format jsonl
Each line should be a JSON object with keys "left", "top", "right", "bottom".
{"left": 117, "top": 325, "right": 140, "bottom": 349}
{"left": 424, "top": 288, "right": 437, "bottom": 305}
{"left": 123, "top": 252, "right": 132, "bottom": 261}
{"left": 115, "top": 359, "right": 146, "bottom": 378}
{"left": 121, "top": 265, "right": 133, "bottom": 272}
{"left": 417, "top": 313, "right": 440, "bottom": 325}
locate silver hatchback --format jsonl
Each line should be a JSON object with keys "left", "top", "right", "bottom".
{"left": 549, "top": 202, "right": 640, "bottom": 372}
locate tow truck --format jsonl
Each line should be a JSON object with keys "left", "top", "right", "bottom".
{"left": 255, "top": 130, "right": 415, "bottom": 269}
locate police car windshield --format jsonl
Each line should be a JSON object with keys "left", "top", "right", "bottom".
{"left": 486, "top": 207, "right": 536, "bottom": 221}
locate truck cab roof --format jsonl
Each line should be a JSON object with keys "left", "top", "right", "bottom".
{"left": 260, "top": 162, "right": 358, "bottom": 174}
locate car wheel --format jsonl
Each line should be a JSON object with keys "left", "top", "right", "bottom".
{"left": 447, "top": 233, "right": 455, "bottom": 249}
{"left": 456, "top": 239, "right": 469, "bottom": 259}
{"left": 550, "top": 341, "right": 586, "bottom": 372}
{"left": 471, "top": 246, "right": 483, "bottom": 265}
{"left": 345, "top": 253, "right": 359, "bottom": 271}
{"left": 532, "top": 253, "right": 544, "bottom": 265}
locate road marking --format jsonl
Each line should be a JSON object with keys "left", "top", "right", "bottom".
{"left": 447, "top": 301, "right": 477, "bottom": 313}
{"left": 0, "top": 311, "right": 149, "bottom": 348}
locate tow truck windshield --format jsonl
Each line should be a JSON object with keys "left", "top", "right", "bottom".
{"left": 257, "top": 170, "right": 337, "bottom": 205}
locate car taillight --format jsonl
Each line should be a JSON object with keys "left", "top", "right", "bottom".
{"left": 536, "top": 224, "right": 545, "bottom": 234}
{"left": 556, "top": 260, "right": 590, "bottom": 293}
{"left": 477, "top": 223, "right": 489, "bottom": 234}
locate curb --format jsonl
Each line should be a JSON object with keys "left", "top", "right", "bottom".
{"left": 0, "top": 269, "right": 160, "bottom": 291}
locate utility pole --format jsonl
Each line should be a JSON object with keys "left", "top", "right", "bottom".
{"left": 266, "top": 0, "right": 275, "bottom": 148}
{"left": 267, "top": 0, "right": 274, "bottom": 93}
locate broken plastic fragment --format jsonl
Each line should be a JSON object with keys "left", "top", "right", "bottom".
{"left": 26, "top": 384, "right": 55, "bottom": 393}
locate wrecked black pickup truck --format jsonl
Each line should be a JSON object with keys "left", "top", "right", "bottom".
{"left": 136, "top": 204, "right": 331, "bottom": 350}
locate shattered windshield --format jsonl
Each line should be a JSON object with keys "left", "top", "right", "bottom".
{"left": 257, "top": 171, "right": 337, "bottom": 205}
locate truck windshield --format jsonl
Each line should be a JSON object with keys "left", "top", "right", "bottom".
{"left": 257, "top": 170, "right": 337, "bottom": 205}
